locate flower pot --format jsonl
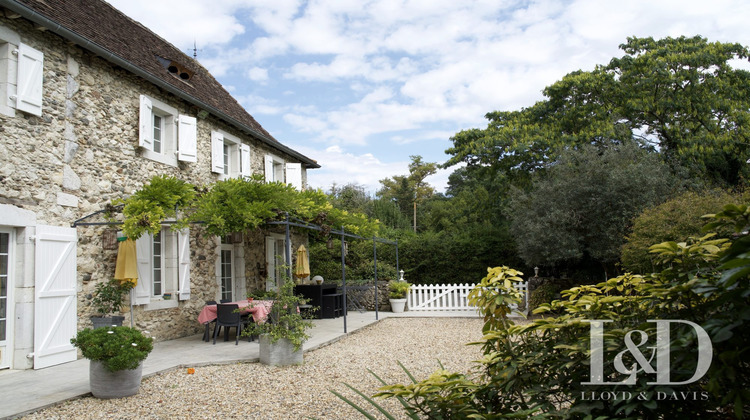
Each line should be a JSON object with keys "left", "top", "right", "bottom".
{"left": 89, "top": 360, "right": 143, "bottom": 399}
{"left": 259, "top": 335, "right": 303, "bottom": 366}
{"left": 91, "top": 316, "right": 125, "bottom": 329}
{"left": 389, "top": 298, "right": 407, "bottom": 313}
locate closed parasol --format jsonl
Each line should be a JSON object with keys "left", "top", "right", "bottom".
{"left": 114, "top": 237, "right": 138, "bottom": 327}
{"left": 294, "top": 245, "right": 310, "bottom": 280}
{"left": 114, "top": 238, "right": 138, "bottom": 286}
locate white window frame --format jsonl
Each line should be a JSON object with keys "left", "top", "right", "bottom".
{"left": 211, "top": 130, "right": 251, "bottom": 179}
{"left": 264, "top": 154, "right": 285, "bottom": 184}
{"left": 219, "top": 243, "right": 234, "bottom": 301}
{"left": 214, "top": 236, "right": 246, "bottom": 302}
{"left": 138, "top": 95, "right": 197, "bottom": 167}
{"left": 0, "top": 228, "right": 15, "bottom": 369}
{"left": 1, "top": 25, "right": 43, "bottom": 117}
{"left": 265, "top": 233, "right": 288, "bottom": 292}
{"left": 135, "top": 227, "right": 189, "bottom": 310}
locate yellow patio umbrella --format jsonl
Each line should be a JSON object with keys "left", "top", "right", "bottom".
{"left": 114, "top": 238, "right": 138, "bottom": 287}
{"left": 294, "top": 245, "right": 310, "bottom": 280}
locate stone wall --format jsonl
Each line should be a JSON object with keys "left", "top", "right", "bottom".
{"left": 0, "top": 15, "right": 311, "bottom": 344}
{"left": 344, "top": 281, "right": 391, "bottom": 311}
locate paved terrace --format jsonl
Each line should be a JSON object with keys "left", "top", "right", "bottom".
{"left": 0, "top": 310, "right": 481, "bottom": 419}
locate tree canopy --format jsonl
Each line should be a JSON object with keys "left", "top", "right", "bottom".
{"left": 507, "top": 143, "right": 675, "bottom": 276}
{"left": 445, "top": 36, "right": 750, "bottom": 187}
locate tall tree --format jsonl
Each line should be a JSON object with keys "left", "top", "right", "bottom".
{"left": 377, "top": 155, "right": 438, "bottom": 231}
{"left": 507, "top": 142, "right": 676, "bottom": 278}
{"left": 445, "top": 36, "right": 750, "bottom": 187}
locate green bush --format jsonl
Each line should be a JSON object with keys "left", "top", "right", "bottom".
{"left": 339, "top": 203, "right": 750, "bottom": 419}
{"left": 91, "top": 279, "right": 133, "bottom": 317}
{"left": 621, "top": 189, "right": 742, "bottom": 273}
{"left": 387, "top": 280, "right": 411, "bottom": 299}
{"left": 71, "top": 327, "right": 153, "bottom": 372}
{"left": 528, "top": 281, "right": 561, "bottom": 312}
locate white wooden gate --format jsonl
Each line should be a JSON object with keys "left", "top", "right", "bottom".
{"left": 34, "top": 225, "right": 78, "bottom": 369}
{"left": 408, "top": 283, "right": 529, "bottom": 316}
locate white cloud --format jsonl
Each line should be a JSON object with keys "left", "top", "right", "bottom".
{"left": 107, "top": 0, "right": 750, "bottom": 195}
{"left": 246, "top": 67, "right": 269, "bottom": 82}
{"left": 295, "top": 145, "right": 408, "bottom": 194}
{"left": 106, "top": 0, "right": 246, "bottom": 49}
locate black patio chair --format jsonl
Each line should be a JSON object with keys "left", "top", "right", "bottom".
{"left": 212, "top": 303, "right": 247, "bottom": 345}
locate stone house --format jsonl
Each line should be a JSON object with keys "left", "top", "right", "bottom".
{"left": 0, "top": 0, "right": 319, "bottom": 370}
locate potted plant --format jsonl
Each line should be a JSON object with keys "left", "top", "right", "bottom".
{"left": 71, "top": 326, "right": 153, "bottom": 398}
{"left": 388, "top": 280, "right": 411, "bottom": 313}
{"left": 242, "top": 279, "right": 314, "bottom": 366}
{"left": 90, "top": 279, "right": 133, "bottom": 329}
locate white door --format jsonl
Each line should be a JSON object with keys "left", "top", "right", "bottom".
{"left": 34, "top": 225, "right": 77, "bottom": 369}
{"left": 0, "top": 229, "right": 14, "bottom": 369}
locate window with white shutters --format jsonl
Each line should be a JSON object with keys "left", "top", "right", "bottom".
{"left": 211, "top": 130, "right": 251, "bottom": 179}
{"left": 264, "top": 154, "right": 285, "bottom": 184}
{"left": 138, "top": 95, "right": 196, "bottom": 166}
{"left": 135, "top": 227, "right": 189, "bottom": 309}
{"left": 0, "top": 24, "right": 43, "bottom": 117}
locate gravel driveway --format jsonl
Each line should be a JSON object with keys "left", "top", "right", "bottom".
{"left": 22, "top": 317, "right": 486, "bottom": 419}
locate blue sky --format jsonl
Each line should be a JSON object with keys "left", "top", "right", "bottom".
{"left": 107, "top": 0, "right": 750, "bottom": 195}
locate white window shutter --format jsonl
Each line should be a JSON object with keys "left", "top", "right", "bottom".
{"left": 177, "top": 115, "right": 197, "bottom": 162}
{"left": 264, "top": 155, "right": 274, "bottom": 183}
{"left": 134, "top": 234, "right": 152, "bottom": 305}
{"left": 138, "top": 95, "right": 153, "bottom": 150}
{"left": 16, "top": 43, "right": 43, "bottom": 116}
{"left": 211, "top": 131, "right": 224, "bottom": 174}
{"left": 177, "top": 228, "right": 191, "bottom": 301}
{"left": 285, "top": 163, "right": 302, "bottom": 190}
{"left": 239, "top": 144, "right": 251, "bottom": 179}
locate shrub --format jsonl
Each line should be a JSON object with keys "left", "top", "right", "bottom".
{"left": 621, "top": 189, "right": 741, "bottom": 273}
{"left": 71, "top": 327, "right": 153, "bottom": 372}
{"left": 340, "top": 202, "right": 750, "bottom": 418}
{"left": 91, "top": 279, "right": 133, "bottom": 317}
{"left": 387, "top": 281, "right": 411, "bottom": 299}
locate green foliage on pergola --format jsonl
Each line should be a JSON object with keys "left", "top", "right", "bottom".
{"left": 116, "top": 175, "right": 380, "bottom": 240}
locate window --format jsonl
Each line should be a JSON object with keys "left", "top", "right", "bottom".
{"left": 265, "top": 234, "right": 288, "bottom": 291}
{"left": 264, "top": 155, "right": 284, "bottom": 183}
{"left": 1, "top": 25, "right": 43, "bottom": 117}
{"left": 138, "top": 95, "right": 197, "bottom": 166}
{"left": 264, "top": 155, "right": 303, "bottom": 190}
{"left": 0, "top": 231, "right": 9, "bottom": 343}
{"left": 211, "top": 131, "right": 251, "bottom": 179}
{"left": 153, "top": 114, "right": 163, "bottom": 154}
{"left": 152, "top": 230, "right": 163, "bottom": 297}
{"left": 215, "top": 236, "right": 245, "bottom": 302}
{"left": 134, "top": 227, "right": 191, "bottom": 309}
{"left": 220, "top": 246, "right": 233, "bottom": 301}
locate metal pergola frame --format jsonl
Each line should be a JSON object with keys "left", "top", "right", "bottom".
{"left": 72, "top": 209, "right": 399, "bottom": 334}
{"left": 267, "top": 214, "right": 399, "bottom": 333}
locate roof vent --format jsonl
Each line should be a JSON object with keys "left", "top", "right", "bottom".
{"left": 156, "top": 55, "right": 194, "bottom": 81}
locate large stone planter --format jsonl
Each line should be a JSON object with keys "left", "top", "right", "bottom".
{"left": 259, "top": 335, "right": 303, "bottom": 366}
{"left": 389, "top": 298, "right": 407, "bottom": 313}
{"left": 91, "top": 316, "right": 125, "bottom": 329}
{"left": 89, "top": 360, "right": 143, "bottom": 399}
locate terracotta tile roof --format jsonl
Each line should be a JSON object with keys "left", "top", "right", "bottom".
{"left": 3, "top": 0, "right": 319, "bottom": 168}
